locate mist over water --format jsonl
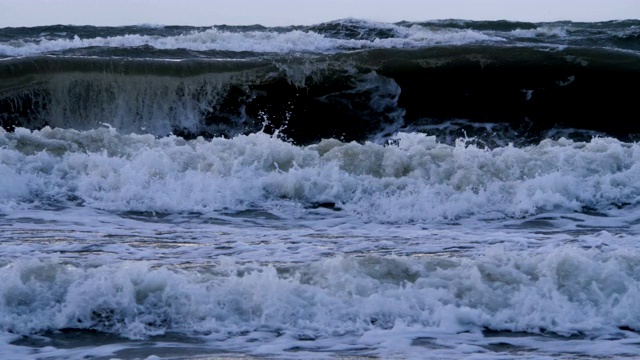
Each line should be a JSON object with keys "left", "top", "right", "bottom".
{"left": 1, "top": 19, "right": 640, "bottom": 359}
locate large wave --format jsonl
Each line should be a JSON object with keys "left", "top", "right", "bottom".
{"left": 2, "top": 46, "right": 639, "bottom": 145}
{"left": 2, "top": 20, "right": 640, "bottom": 145}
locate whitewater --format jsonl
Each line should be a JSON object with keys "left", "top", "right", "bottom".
{"left": 1, "top": 19, "right": 640, "bottom": 359}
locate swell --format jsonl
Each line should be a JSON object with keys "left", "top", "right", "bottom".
{"left": 1, "top": 45, "right": 640, "bottom": 145}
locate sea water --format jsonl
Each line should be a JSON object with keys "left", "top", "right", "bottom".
{"left": 1, "top": 19, "right": 640, "bottom": 359}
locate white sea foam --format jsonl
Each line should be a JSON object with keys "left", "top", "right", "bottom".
{"left": 1, "top": 127, "right": 639, "bottom": 223}
{"left": 1, "top": 246, "right": 640, "bottom": 358}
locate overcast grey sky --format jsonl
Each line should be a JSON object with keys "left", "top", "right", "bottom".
{"left": 2, "top": 0, "right": 639, "bottom": 27}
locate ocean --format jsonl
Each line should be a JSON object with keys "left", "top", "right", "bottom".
{"left": 1, "top": 19, "right": 640, "bottom": 359}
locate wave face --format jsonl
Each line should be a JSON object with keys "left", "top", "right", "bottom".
{"left": 2, "top": 19, "right": 640, "bottom": 360}
{"left": 2, "top": 19, "right": 640, "bottom": 145}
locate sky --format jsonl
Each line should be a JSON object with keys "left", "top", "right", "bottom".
{"left": 1, "top": 0, "right": 639, "bottom": 27}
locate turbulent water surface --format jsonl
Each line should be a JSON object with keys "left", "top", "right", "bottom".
{"left": 1, "top": 19, "right": 640, "bottom": 359}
